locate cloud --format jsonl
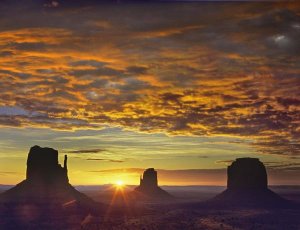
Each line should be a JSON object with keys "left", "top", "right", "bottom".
{"left": 265, "top": 162, "right": 300, "bottom": 170}
{"left": 215, "top": 160, "right": 234, "bottom": 166}
{"left": 0, "top": 2, "right": 299, "bottom": 158}
{"left": 198, "top": 155, "right": 209, "bottom": 159}
{"left": 0, "top": 106, "right": 34, "bottom": 116}
{"left": 66, "top": 148, "right": 106, "bottom": 154}
{"left": 0, "top": 171, "right": 19, "bottom": 176}
{"left": 86, "top": 158, "right": 124, "bottom": 163}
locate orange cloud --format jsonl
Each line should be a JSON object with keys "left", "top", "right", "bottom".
{"left": 0, "top": 2, "right": 299, "bottom": 159}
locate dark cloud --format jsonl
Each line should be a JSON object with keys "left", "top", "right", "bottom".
{"left": 266, "top": 162, "right": 300, "bottom": 170}
{"left": 198, "top": 155, "right": 209, "bottom": 159}
{"left": 86, "top": 158, "right": 124, "bottom": 163}
{"left": 12, "top": 42, "right": 49, "bottom": 51}
{"left": 66, "top": 148, "right": 106, "bottom": 154}
{"left": 69, "top": 66, "right": 124, "bottom": 78}
{"left": 126, "top": 66, "right": 148, "bottom": 75}
{"left": 252, "top": 136, "right": 300, "bottom": 157}
{"left": 69, "top": 60, "right": 106, "bottom": 67}
{"left": 0, "top": 116, "right": 22, "bottom": 127}
{"left": 276, "top": 97, "right": 300, "bottom": 108}
{"left": 0, "top": 50, "right": 14, "bottom": 57}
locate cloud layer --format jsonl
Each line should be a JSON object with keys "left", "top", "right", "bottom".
{"left": 0, "top": 2, "right": 299, "bottom": 159}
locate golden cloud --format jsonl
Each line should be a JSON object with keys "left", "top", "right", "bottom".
{"left": 0, "top": 2, "right": 299, "bottom": 158}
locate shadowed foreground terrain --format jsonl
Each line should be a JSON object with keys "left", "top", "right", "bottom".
{"left": 1, "top": 186, "right": 299, "bottom": 230}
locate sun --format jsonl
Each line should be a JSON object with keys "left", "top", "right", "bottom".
{"left": 115, "top": 180, "right": 124, "bottom": 187}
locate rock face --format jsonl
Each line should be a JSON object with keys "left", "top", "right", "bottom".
{"left": 134, "top": 168, "right": 172, "bottom": 199}
{"left": 139, "top": 168, "right": 158, "bottom": 190}
{"left": 0, "top": 146, "right": 106, "bottom": 229}
{"left": 210, "top": 157, "right": 290, "bottom": 208}
{"left": 227, "top": 158, "right": 267, "bottom": 190}
{"left": 26, "top": 145, "right": 68, "bottom": 184}
{"left": 0, "top": 146, "right": 99, "bottom": 208}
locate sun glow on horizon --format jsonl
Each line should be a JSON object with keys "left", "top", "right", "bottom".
{"left": 115, "top": 180, "right": 124, "bottom": 187}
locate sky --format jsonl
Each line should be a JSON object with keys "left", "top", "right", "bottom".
{"left": 0, "top": 0, "right": 299, "bottom": 186}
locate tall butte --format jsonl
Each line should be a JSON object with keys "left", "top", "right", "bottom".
{"left": 210, "top": 158, "right": 291, "bottom": 208}
{"left": 133, "top": 168, "right": 172, "bottom": 199}
{"left": 0, "top": 146, "right": 98, "bottom": 207}
{"left": 26, "top": 145, "right": 69, "bottom": 185}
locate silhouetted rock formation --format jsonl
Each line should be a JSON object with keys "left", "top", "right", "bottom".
{"left": 133, "top": 168, "right": 172, "bottom": 199}
{"left": 0, "top": 146, "right": 102, "bottom": 210}
{"left": 140, "top": 168, "right": 158, "bottom": 189}
{"left": 228, "top": 158, "right": 267, "bottom": 190}
{"left": 209, "top": 158, "right": 292, "bottom": 208}
{"left": 26, "top": 145, "right": 69, "bottom": 184}
{"left": 0, "top": 146, "right": 108, "bottom": 229}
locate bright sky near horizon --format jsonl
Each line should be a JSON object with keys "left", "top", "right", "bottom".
{"left": 0, "top": 1, "right": 299, "bottom": 185}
